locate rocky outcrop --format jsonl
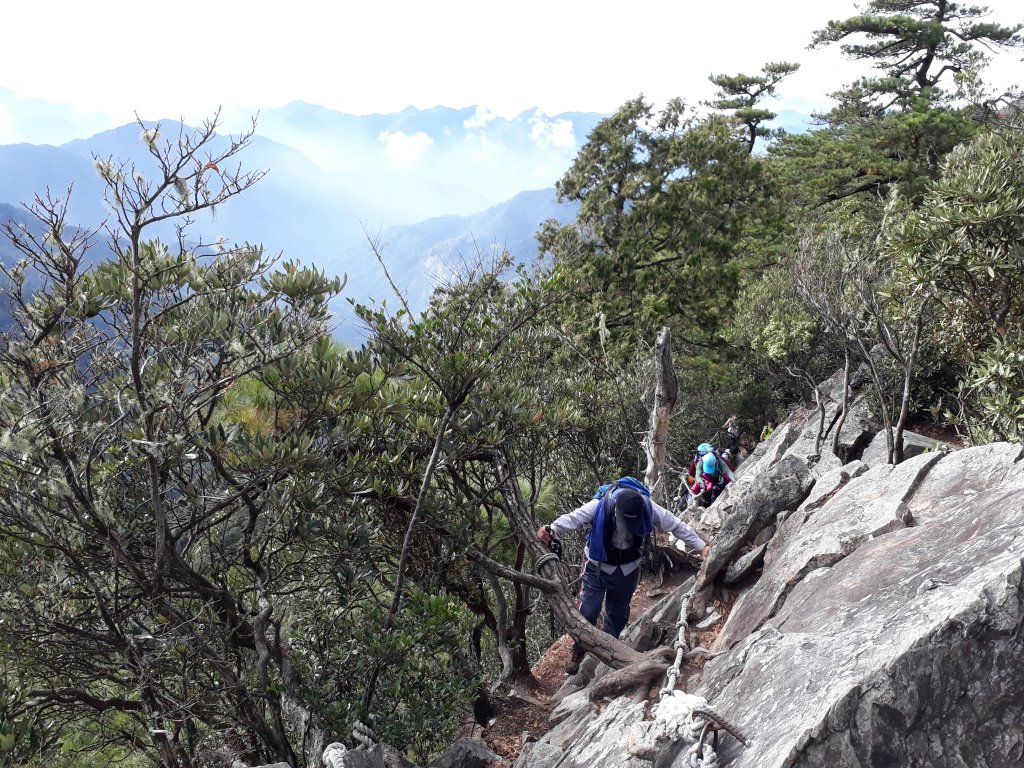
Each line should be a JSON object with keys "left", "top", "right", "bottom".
{"left": 527, "top": 411, "right": 1024, "bottom": 767}
{"left": 860, "top": 427, "right": 952, "bottom": 467}
{"left": 690, "top": 453, "right": 815, "bottom": 615}
{"left": 698, "top": 445, "right": 1024, "bottom": 768}
{"left": 426, "top": 738, "right": 503, "bottom": 768}
{"left": 712, "top": 452, "right": 941, "bottom": 650}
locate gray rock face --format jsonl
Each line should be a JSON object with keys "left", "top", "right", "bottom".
{"left": 697, "top": 453, "right": 815, "bottom": 596}
{"left": 831, "top": 395, "right": 879, "bottom": 463}
{"left": 723, "top": 543, "right": 767, "bottom": 585}
{"left": 540, "top": 698, "right": 650, "bottom": 768}
{"left": 698, "top": 452, "right": 1024, "bottom": 767}
{"left": 904, "top": 442, "right": 1024, "bottom": 526}
{"left": 426, "top": 737, "right": 503, "bottom": 768}
{"left": 861, "top": 427, "right": 960, "bottom": 468}
{"left": 713, "top": 453, "right": 941, "bottom": 650}
{"left": 734, "top": 418, "right": 804, "bottom": 482}
{"left": 512, "top": 739, "right": 563, "bottom": 768}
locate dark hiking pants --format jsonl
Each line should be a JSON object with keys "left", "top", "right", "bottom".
{"left": 572, "top": 558, "right": 641, "bottom": 654}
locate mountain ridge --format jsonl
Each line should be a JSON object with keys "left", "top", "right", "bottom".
{"left": 0, "top": 107, "right": 589, "bottom": 338}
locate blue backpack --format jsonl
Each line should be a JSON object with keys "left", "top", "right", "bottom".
{"left": 587, "top": 477, "right": 654, "bottom": 564}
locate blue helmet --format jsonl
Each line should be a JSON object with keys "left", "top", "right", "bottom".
{"left": 697, "top": 442, "right": 713, "bottom": 455}
{"left": 702, "top": 453, "right": 718, "bottom": 474}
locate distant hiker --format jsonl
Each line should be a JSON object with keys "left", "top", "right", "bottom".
{"left": 760, "top": 419, "right": 777, "bottom": 442}
{"left": 727, "top": 444, "right": 743, "bottom": 470}
{"left": 687, "top": 443, "right": 735, "bottom": 507}
{"left": 536, "top": 478, "right": 708, "bottom": 675}
{"left": 722, "top": 416, "right": 740, "bottom": 452}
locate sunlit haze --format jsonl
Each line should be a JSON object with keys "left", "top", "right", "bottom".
{"left": 1, "top": 0, "right": 1021, "bottom": 143}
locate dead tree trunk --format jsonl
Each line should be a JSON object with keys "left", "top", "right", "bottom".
{"left": 643, "top": 327, "right": 678, "bottom": 507}
{"left": 830, "top": 348, "right": 851, "bottom": 460}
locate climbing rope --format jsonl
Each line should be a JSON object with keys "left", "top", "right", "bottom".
{"left": 534, "top": 552, "right": 560, "bottom": 573}
{"left": 323, "top": 742, "right": 347, "bottom": 768}
{"left": 351, "top": 719, "right": 378, "bottom": 750}
{"left": 687, "top": 740, "right": 721, "bottom": 768}
{"left": 654, "top": 583, "right": 751, "bottom": 767}
{"left": 659, "top": 583, "right": 695, "bottom": 699}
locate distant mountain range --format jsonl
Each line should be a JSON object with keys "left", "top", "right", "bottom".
{"left": 0, "top": 102, "right": 606, "bottom": 339}
{"left": 0, "top": 98, "right": 812, "bottom": 341}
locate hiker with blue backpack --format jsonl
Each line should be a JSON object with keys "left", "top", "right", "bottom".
{"left": 536, "top": 477, "right": 708, "bottom": 674}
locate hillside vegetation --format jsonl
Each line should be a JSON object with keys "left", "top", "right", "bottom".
{"left": 1, "top": 2, "right": 1022, "bottom": 766}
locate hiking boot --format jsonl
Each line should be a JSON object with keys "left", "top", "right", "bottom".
{"left": 564, "top": 647, "right": 586, "bottom": 675}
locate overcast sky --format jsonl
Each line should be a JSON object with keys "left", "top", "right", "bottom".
{"left": 1, "top": 0, "right": 1022, "bottom": 139}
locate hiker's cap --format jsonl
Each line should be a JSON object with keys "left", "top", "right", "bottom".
{"left": 614, "top": 489, "right": 648, "bottom": 535}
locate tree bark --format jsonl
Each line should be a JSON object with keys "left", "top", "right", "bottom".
{"left": 643, "top": 327, "right": 678, "bottom": 506}
{"left": 893, "top": 310, "right": 927, "bottom": 464}
{"left": 588, "top": 646, "right": 676, "bottom": 702}
{"left": 830, "top": 349, "right": 851, "bottom": 459}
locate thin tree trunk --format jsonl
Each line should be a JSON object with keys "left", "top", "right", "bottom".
{"left": 643, "top": 327, "right": 678, "bottom": 506}
{"left": 486, "top": 571, "right": 515, "bottom": 678}
{"left": 362, "top": 404, "right": 456, "bottom": 712}
{"left": 856, "top": 340, "right": 894, "bottom": 463}
{"left": 831, "top": 349, "right": 851, "bottom": 459}
{"left": 893, "top": 310, "right": 927, "bottom": 464}
{"left": 507, "top": 542, "right": 532, "bottom": 679}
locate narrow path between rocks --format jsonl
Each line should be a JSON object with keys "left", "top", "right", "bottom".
{"left": 472, "top": 564, "right": 730, "bottom": 763}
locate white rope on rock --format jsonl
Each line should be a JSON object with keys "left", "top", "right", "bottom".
{"left": 322, "top": 742, "right": 347, "bottom": 768}
{"left": 653, "top": 581, "right": 752, "bottom": 766}
{"left": 650, "top": 691, "right": 708, "bottom": 743}
{"left": 352, "top": 719, "right": 378, "bottom": 750}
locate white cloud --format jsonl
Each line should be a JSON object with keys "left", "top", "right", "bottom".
{"left": 529, "top": 112, "right": 576, "bottom": 149}
{"left": 464, "top": 106, "right": 497, "bottom": 130}
{"left": 461, "top": 131, "right": 506, "bottom": 160}
{"left": 377, "top": 130, "right": 433, "bottom": 165}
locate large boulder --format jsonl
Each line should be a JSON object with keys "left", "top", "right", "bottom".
{"left": 860, "top": 428, "right": 960, "bottom": 468}
{"left": 694, "top": 450, "right": 1024, "bottom": 767}
{"left": 712, "top": 452, "right": 940, "bottom": 650}
{"left": 692, "top": 453, "right": 815, "bottom": 612}
{"left": 426, "top": 737, "right": 503, "bottom": 768}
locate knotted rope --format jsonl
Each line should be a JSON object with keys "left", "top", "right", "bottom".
{"left": 652, "top": 583, "right": 750, "bottom": 767}
{"left": 322, "top": 742, "right": 347, "bottom": 768}
{"left": 323, "top": 718, "right": 379, "bottom": 767}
